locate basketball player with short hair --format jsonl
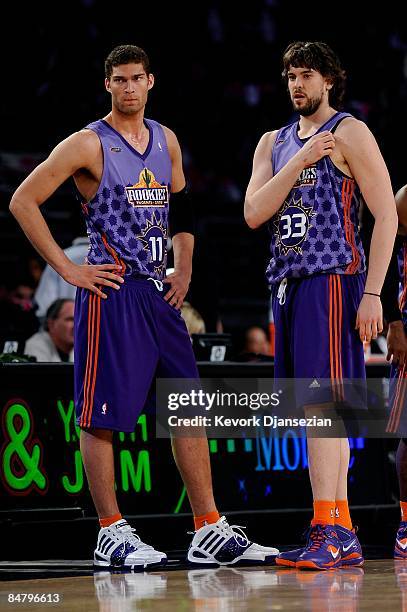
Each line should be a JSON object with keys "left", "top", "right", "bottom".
{"left": 10, "top": 44, "right": 278, "bottom": 570}
{"left": 245, "top": 41, "right": 397, "bottom": 570}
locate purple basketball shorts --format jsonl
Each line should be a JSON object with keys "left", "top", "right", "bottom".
{"left": 74, "top": 277, "right": 198, "bottom": 432}
{"left": 271, "top": 272, "right": 366, "bottom": 407}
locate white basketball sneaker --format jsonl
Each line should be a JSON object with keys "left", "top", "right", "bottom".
{"left": 187, "top": 516, "right": 279, "bottom": 566}
{"left": 93, "top": 519, "right": 167, "bottom": 570}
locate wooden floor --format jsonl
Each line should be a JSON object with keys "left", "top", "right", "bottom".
{"left": 2, "top": 561, "right": 407, "bottom": 611}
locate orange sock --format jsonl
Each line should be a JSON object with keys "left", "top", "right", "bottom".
{"left": 194, "top": 511, "right": 220, "bottom": 531}
{"left": 99, "top": 512, "right": 123, "bottom": 528}
{"left": 310, "top": 500, "right": 335, "bottom": 526}
{"left": 335, "top": 499, "right": 353, "bottom": 530}
{"left": 400, "top": 501, "right": 407, "bottom": 522}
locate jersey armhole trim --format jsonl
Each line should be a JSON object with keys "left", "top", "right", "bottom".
{"left": 75, "top": 127, "right": 105, "bottom": 204}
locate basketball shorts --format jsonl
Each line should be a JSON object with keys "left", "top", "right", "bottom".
{"left": 74, "top": 277, "right": 198, "bottom": 432}
{"left": 271, "top": 272, "right": 366, "bottom": 407}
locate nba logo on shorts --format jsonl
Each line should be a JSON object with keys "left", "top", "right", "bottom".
{"left": 101, "top": 403, "right": 108, "bottom": 415}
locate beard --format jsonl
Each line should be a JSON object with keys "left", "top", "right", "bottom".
{"left": 292, "top": 92, "right": 323, "bottom": 117}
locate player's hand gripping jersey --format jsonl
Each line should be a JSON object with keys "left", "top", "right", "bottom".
{"left": 267, "top": 112, "right": 366, "bottom": 284}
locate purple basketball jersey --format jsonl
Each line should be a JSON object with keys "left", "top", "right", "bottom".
{"left": 267, "top": 112, "right": 366, "bottom": 284}
{"left": 81, "top": 118, "right": 172, "bottom": 281}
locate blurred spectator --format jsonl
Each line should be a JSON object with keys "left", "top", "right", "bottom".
{"left": 181, "top": 301, "right": 206, "bottom": 336}
{"left": 27, "top": 254, "right": 45, "bottom": 288}
{"left": 24, "top": 298, "right": 74, "bottom": 362}
{"left": 244, "top": 326, "right": 270, "bottom": 356}
{"left": 9, "top": 280, "right": 35, "bottom": 312}
{"left": 0, "top": 277, "right": 39, "bottom": 347}
{"left": 34, "top": 236, "right": 89, "bottom": 318}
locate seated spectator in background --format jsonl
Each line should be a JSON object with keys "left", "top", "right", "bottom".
{"left": 244, "top": 326, "right": 270, "bottom": 356}
{"left": 8, "top": 279, "right": 35, "bottom": 313}
{"left": 26, "top": 254, "right": 45, "bottom": 288}
{"left": 0, "top": 276, "right": 39, "bottom": 347}
{"left": 24, "top": 298, "right": 74, "bottom": 362}
{"left": 34, "top": 236, "right": 89, "bottom": 318}
{"left": 181, "top": 301, "right": 206, "bottom": 336}
{"left": 232, "top": 326, "right": 272, "bottom": 362}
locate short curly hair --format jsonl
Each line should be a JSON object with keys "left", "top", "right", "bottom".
{"left": 105, "top": 45, "right": 150, "bottom": 79}
{"left": 282, "top": 41, "right": 346, "bottom": 109}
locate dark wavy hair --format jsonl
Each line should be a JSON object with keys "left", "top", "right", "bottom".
{"left": 105, "top": 45, "right": 150, "bottom": 78}
{"left": 282, "top": 41, "right": 346, "bottom": 109}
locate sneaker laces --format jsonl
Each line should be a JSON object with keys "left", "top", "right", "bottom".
{"left": 225, "top": 523, "right": 250, "bottom": 547}
{"left": 190, "top": 516, "right": 250, "bottom": 547}
{"left": 307, "top": 525, "right": 328, "bottom": 552}
{"left": 116, "top": 523, "right": 155, "bottom": 551}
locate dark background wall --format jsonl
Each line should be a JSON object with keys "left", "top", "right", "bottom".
{"left": 1, "top": 0, "right": 406, "bottom": 341}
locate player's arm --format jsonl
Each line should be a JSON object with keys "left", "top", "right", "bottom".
{"left": 385, "top": 186, "right": 407, "bottom": 364}
{"left": 396, "top": 184, "right": 407, "bottom": 234}
{"left": 337, "top": 118, "right": 398, "bottom": 342}
{"left": 162, "top": 126, "right": 193, "bottom": 308}
{"left": 9, "top": 131, "right": 123, "bottom": 299}
{"left": 244, "top": 129, "right": 336, "bottom": 228}
{"left": 382, "top": 235, "right": 407, "bottom": 364}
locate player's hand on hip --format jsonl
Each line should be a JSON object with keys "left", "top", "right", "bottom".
{"left": 63, "top": 263, "right": 124, "bottom": 299}
{"left": 355, "top": 293, "right": 383, "bottom": 343}
{"left": 163, "top": 270, "right": 190, "bottom": 309}
{"left": 386, "top": 320, "right": 407, "bottom": 365}
{"left": 297, "top": 130, "right": 335, "bottom": 167}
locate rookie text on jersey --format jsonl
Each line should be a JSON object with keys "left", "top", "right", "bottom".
{"left": 126, "top": 186, "right": 169, "bottom": 207}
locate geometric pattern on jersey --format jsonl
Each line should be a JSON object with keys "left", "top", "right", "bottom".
{"left": 187, "top": 516, "right": 279, "bottom": 566}
{"left": 267, "top": 111, "right": 366, "bottom": 284}
{"left": 82, "top": 118, "right": 172, "bottom": 281}
{"left": 93, "top": 519, "right": 167, "bottom": 570}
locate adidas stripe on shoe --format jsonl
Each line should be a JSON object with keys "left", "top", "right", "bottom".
{"left": 187, "top": 516, "right": 279, "bottom": 567}
{"left": 93, "top": 519, "right": 167, "bottom": 571}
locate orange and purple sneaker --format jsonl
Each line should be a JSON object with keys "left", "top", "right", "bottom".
{"left": 275, "top": 525, "right": 316, "bottom": 568}
{"left": 395, "top": 521, "right": 407, "bottom": 559}
{"left": 276, "top": 545, "right": 305, "bottom": 568}
{"left": 335, "top": 525, "right": 364, "bottom": 567}
{"left": 296, "top": 524, "right": 341, "bottom": 570}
